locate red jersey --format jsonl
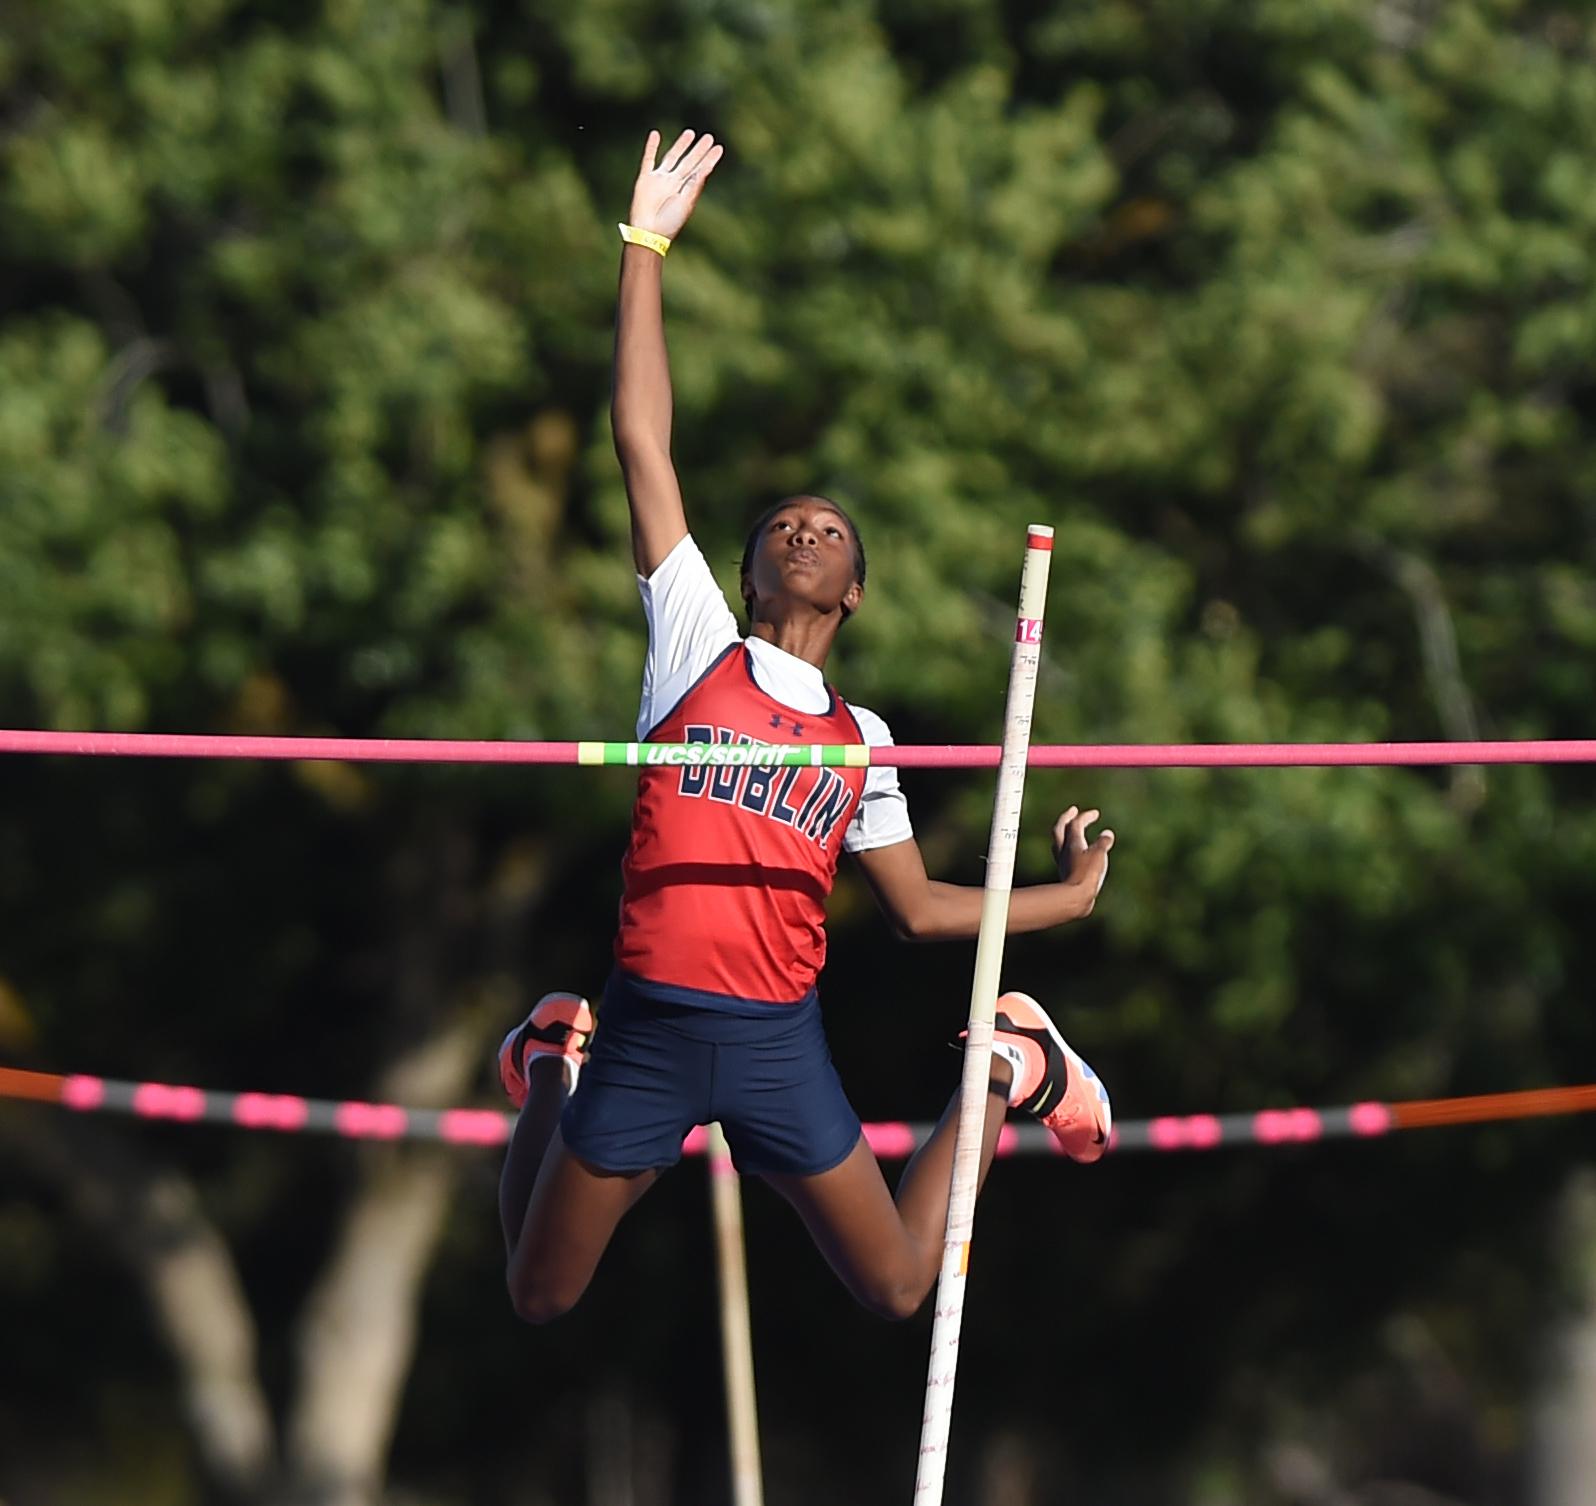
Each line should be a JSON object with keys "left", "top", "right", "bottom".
{"left": 614, "top": 643, "right": 868, "bottom": 1004}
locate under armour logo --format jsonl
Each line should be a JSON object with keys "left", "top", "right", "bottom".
{"left": 768, "top": 714, "right": 806, "bottom": 737}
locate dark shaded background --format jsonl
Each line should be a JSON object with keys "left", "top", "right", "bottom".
{"left": 4, "top": 1, "right": 1596, "bottom": 1502}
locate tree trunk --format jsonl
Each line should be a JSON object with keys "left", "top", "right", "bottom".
{"left": 280, "top": 819, "right": 546, "bottom": 1506}
{"left": 280, "top": 988, "right": 510, "bottom": 1506}
{"left": 0, "top": 1111, "right": 275, "bottom": 1502}
{"left": 281, "top": 1143, "right": 459, "bottom": 1506}
{"left": 1531, "top": 1167, "right": 1596, "bottom": 1506}
{"left": 977, "top": 1429, "right": 1039, "bottom": 1506}
{"left": 6, "top": 822, "right": 552, "bottom": 1506}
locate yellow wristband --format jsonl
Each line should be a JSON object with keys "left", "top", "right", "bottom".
{"left": 618, "top": 222, "right": 672, "bottom": 258}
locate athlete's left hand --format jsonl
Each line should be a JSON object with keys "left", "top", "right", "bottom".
{"left": 1052, "top": 806, "right": 1114, "bottom": 901}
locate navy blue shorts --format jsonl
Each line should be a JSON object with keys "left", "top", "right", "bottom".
{"left": 560, "top": 970, "right": 862, "bottom": 1177}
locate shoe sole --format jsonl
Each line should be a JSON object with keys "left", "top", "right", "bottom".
{"left": 497, "top": 1025, "right": 531, "bottom": 1108}
{"left": 997, "top": 990, "right": 1112, "bottom": 1162}
{"left": 498, "top": 993, "right": 593, "bottom": 1108}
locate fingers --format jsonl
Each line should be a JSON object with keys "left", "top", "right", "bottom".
{"left": 1061, "top": 807, "right": 1100, "bottom": 850}
{"left": 1086, "top": 831, "right": 1112, "bottom": 895}
{"left": 648, "top": 130, "right": 723, "bottom": 183}
{"left": 681, "top": 134, "right": 721, "bottom": 176}
{"left": 683, "top": 146, "right": 724, "bottom": 198}
{"left": 1051, "top": 807, "right": 1077, "bottom": 852}
{"left": 638, "top": 129, "right": 660, "bottom": 177}
{"left": 1066, "top": 820, "right": 1113, "bottom": 899}
{"left": 660, "top": 128, "right": 697, "bottom": 173}
{"left": 628, "top": 129, "right": 724, "bottom": 239}
{"left": 1054, "top": 806, "right": 1112, "bottom": 881}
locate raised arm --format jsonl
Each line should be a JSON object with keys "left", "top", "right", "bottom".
{"left": 611, "top": 128, "right": 725, "bottom": 576}
{"left": 854, "top": 807, "right": 1115, "bottom": 943}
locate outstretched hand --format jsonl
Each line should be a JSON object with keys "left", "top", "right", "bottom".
{"left": 1052, "top": 806, "right": 1114, "bottom": 900}
{"left": 628, "top": 129, "right": 725, "bottom": 241}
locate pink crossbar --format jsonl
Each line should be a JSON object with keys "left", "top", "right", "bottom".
{"left": 3, "top": 728, "right": 1595, "bottom": 768}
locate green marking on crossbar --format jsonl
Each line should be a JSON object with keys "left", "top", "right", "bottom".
{"left": 576, "top": 741, "right": 871, "bottom": 768}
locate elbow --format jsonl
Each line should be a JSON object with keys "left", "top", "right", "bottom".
{"left": 611, "top": 416, "right": 667, "bottom": 463}
{"left": 882, "top": 907, "right": 919, "bottom": 943}
{"left": 892, "top": 908, "right": 943, "bottom": 944}
{"left": 610, "top": 421, "right": 644, "bottom": 461}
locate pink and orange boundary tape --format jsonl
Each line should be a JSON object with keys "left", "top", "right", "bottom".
{"left": 3, "top": 1065, "right": 1593, "bottom": 1156}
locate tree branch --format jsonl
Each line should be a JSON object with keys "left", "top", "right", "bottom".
{"left": 1351, "top": 532, "right": 1487, "bottom": 816}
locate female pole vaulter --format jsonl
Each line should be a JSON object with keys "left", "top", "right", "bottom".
{"left": 496, "top": 129, "right": 1114, "bottom": 1325}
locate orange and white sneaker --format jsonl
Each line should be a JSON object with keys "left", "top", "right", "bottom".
{"left": 989, "top": 991, "right": 1111, "bottom": 1163}
{"left": 497, "top": 992, "right": 594, "bottom": 1108}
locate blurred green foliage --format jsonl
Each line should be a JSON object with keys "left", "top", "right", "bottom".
{"left": 3, "top": 0, "right": 1596, "bottom": 1502}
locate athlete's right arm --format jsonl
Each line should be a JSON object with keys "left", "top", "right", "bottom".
{"left": 611, "top": 128, "right": 725, "bottom": 576}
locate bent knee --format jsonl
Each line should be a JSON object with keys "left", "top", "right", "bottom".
{"left": 510, "top": 1289, "right": 576, "bottom": 1326}
{"left": 507, "top": 1266, "right": 584, "bottom": 1326}
{"left": 856, "top": 1273, "right": 932, "bottom": 1322}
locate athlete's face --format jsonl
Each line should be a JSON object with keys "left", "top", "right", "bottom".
{"left": 742, "top": 498, "right": 864, "bottom": 623}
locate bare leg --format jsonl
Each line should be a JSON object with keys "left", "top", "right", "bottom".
{"left": 499, "top": 1059, "right": 657, "bottom": 1323}
{"left": 498, "top": 1059, "right": 567, "bottom": 1251}
{"left": 762, "top": 1060, "right": 1012, "bottom": 1320}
